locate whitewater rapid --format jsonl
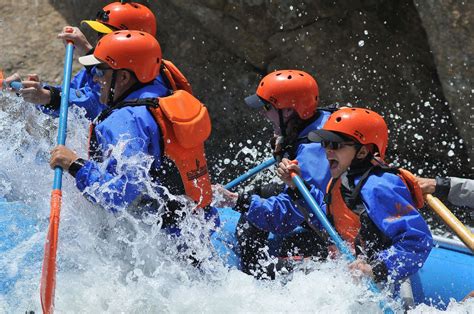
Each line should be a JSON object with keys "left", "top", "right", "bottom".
{"left": 0, "top": 94, "right": 472, "bottom": 313}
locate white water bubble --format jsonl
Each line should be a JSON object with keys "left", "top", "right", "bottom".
{"left": 358, "top": 40, "right": 365, "bottom": 47}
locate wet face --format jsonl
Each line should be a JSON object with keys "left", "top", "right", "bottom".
{"left": 93, "top": 66, "right": 136, "bottom": 105}
{"left": 322, "top": 141, "right": 358, "bottom": 178}
{"left": 93, "top": 64, "right": 114, "bottom": 105}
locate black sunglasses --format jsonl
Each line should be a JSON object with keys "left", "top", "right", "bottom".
{"left": 321, "top": 141, "right": 358, "bottom": 150}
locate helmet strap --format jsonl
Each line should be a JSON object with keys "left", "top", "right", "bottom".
{"left": 278, "top": 109, "right": 287, "bottom": 138}
{"left": 106, "top": 70, "right": 118, "bottom": 107}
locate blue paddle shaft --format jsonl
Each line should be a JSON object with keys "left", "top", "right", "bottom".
{"left": 1, "top": 80, "right": 23, "bottom": 91}
{"left": 224, "top": 157, "right": 277, "bottom": 190}
{"left": 9, "top": 81, "right": 22, "bottom": 91}
{"left": 291, "top": 174, "right": 394, "bottom": 313}
{"left": 291, "top": 174, "right": 355, "bottom": 260}
{"left": 52, "top": 43, "right": 75, "bottom": 191}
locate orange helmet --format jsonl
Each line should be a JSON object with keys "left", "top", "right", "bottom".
{"left": 244, "top": 70, "right": 319, "bottom": 120}
{"left": 82, "top": 2, "right": 156, "bottom": 36}
{"left": 79, "top": 30, "right": 162, "bottom": 83}
{"left": 309, "top": 108, "right": 388, "bottom": 159}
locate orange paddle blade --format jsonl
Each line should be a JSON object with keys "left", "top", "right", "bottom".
{"left": 40, "top": 189, "right": 62, "bottom": 314}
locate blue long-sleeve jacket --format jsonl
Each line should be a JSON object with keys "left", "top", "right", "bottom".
{"left": 356, "top": 171, "right": 433, "bottom": 282}
{"left": 41, "top": 67, "right": 106, "bottom": 120}
{"left": 74, "top": 76, "right": 170, "bottom": 212}
{"left": 249, "top": 167, "right": 433, "bottom": 282}
{"left": 245, "top": 110, "right": 331, "bottom": 233}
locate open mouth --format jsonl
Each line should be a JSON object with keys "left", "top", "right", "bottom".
{"left": 328, "top": 158, "right": 339, "bottom": 170}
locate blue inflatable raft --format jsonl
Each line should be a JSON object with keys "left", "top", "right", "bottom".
{"left": 1, "top": 199, "right": 472, "bottom": 310}
{"left": 211, "top": 207, "right": 474, "bottom": 310}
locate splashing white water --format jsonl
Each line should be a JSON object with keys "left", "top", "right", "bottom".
{"left": 0, "top": 94, "right": 470, "bottom": 313}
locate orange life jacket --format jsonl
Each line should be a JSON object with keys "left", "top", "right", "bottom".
{"left": 87, "top": 90, "right": 212, "bottom": 209}
{"left": 161, "top": 59, "right": 193, "bottom": 95}
{"left": 326, "top": 167, "right": 425, "bottom": 246}
{"left": 148, "top": 90, "right": 212, "bottom": 208}
{"left": 326, "top": 178, "right": 361, "bottom": 245}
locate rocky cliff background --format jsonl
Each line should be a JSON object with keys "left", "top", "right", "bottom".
{"left": 1, "top": 0, "right": 472, "bottom": 185}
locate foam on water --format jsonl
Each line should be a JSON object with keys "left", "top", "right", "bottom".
{"left": 0, "top": 95, "right": 471, "bottom": 313}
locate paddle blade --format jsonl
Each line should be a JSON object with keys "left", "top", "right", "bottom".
{"left": 40, "top": 189, "right": 62, "bottom": 314}
{"left": 0, "top": 70, "right": 4, "bottom": 89}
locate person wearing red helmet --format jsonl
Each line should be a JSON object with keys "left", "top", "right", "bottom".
{"left": 5, "top": 1, "right": 190, "bottom": 123}
{"left": 214, "top": 70, "right": 335, "bottom": 278}
{"left": 49, "top": 31, "right": 217, "bottom": 234}
{"left": 277, "top": 107, "right": 433, "bottom": 284}
{"left": 82, "top": 1, "right": 157, "bottom": 37}
{"left": 4, "top": 1, "right": 157, "bottom": 120}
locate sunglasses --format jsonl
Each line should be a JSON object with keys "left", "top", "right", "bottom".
{"left": 321, "top": 141, "right": 358, "bottom": 150}
{"left": 93, "top": 66, "right": 112, "bottom": 78}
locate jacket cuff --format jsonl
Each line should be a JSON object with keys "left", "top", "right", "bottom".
{"left": 434, "top": 176, "right": 450, "bottom": 198}
{"left": 68, "top": 158, "right": 86, "bottom": 178}
{"left": 43, "top": 86, "right": 61, "bottom": 110}
{"left": 371, "top": 260, "right": 389, "bottom": 283}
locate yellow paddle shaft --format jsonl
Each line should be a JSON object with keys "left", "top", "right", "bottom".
{"left": 426, "top": 194, "right": 474, "bottom": 252}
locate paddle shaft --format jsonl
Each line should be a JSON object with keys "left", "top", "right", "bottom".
{"left": 40, "top": 41, "right": 75, "bottom": 314}
{"left": 426, "top": 194, "right": 474, "bottom": 252}
{"left": 290, "top": 172, "right": 394, "bottom": 314}
{"left": 0, "top": 70, "right": 24, "bottom": 91}
{"left": 4, "top": 80, "right": 22, "bottom": 91}
{"left": 224, "top": 157, "right": 276, "bottom": 190}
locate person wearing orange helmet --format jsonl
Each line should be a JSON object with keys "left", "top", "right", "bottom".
{"left": 214, "top": 70, "right": 334, "bottom": 278}
{"left": 48, "top": 31, "right": 217, "bottom": 234}
{"left": 4, "top": 1, "right": 189, "bottom": 123}
{"left": 277, "top": 107, "right": 433, "bottom": 284}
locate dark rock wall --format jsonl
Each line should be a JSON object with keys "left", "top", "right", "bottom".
{"left": 14, "top": 0, "right": 472, "bottom": 182}
{"left": 415, "top": 0, "right": 474, "bottom": 171}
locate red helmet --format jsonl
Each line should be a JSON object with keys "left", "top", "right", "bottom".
{"left": 82, "top": 2, "right": 156, "bottom": 36}
{"left": 79, "top": 31, "right": 162, "bottom": 83}
{"left": 245, "top": 70, "right": 319, "bottom": 120}
{"left": 321, "top": 108, "right": 388, "bottom": 159}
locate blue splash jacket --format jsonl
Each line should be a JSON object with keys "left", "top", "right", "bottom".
{"left": 244, "top": 110, "right": 331, "bottom": 233}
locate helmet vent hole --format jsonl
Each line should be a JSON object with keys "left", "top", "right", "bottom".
{"left": 106, "top": 10, "right": 111, "bottom": 14}
{"left": 260, "top": 82, "right": 264, "bottom": 87}
{"left": 351, "top": 108, "right": 356, "bottom": 111}
{"left": 139, "top": 32, "right": 145, "bottom": 36}
{"left": 276, "top": 73, "right": 281, "bottom": 76}
{"left": 299, "top": 73, "right": 304, "bottom": 76}
{"left": 287, "top": 75, "right": 292, "bottom": 79}
{"left": 126, "top": 33, "right": 132, "bottom": 38}
{"left": 365, "top": 110, "right": 370, "bottom": 114}
{"left": 335, "top": 117, "right": 342, "bottom": 122}
{"left": 157, "top": 58, "right": 160, "bottom": 64}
